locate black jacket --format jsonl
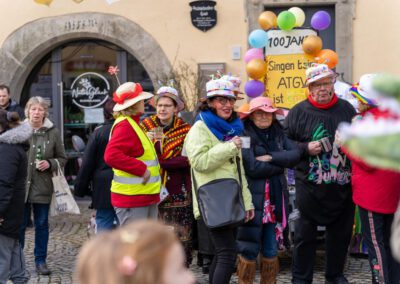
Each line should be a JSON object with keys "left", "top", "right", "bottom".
{"left": 237, "top": 120, "right": 300, "bottom": 258}
{"left": 74, "top": 121, "right": 114, "bottom": 209}
{"left": 0, "top": 123, "right": 32, "bottom": 239}
{"left": 284, "top": 99, "right": 356, "bottom": 224}
{"left": 4, "top": 99, "right": 25, "bottom": 120}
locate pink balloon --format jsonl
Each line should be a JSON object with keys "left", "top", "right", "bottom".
{"left": 244, "top": 48, "right": 264, "bottom": 64}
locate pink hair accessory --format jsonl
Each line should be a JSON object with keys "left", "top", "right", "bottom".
{"left": 119, "top": 256, "right": 138, "bottom": 276}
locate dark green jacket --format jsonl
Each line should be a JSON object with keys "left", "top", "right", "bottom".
{"left": 26, "top": 118, "right": 67, "bottom": 204}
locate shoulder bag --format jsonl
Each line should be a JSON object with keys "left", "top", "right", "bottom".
{"left": 192, "top": 156, "right": 246, "bottom": 230}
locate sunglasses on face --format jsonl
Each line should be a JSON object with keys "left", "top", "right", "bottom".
{"left": 213, "top": 97, "right": 236, "bottom": 105}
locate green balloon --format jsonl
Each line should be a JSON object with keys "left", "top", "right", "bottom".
{"left": 277, "top": 11, "right": 296, "bottom": 31}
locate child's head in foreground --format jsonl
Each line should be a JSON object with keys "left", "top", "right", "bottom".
{"left": 76, "top": 220, "right": 195, "bottom": 284}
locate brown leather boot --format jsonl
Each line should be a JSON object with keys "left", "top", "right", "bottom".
{"left": 260, "top": 256, "right": 279, "bottom": 284}
{"left": 237, "top": 255, "right": 256, "bottom": 284}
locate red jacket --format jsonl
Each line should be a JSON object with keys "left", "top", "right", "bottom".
{"left": 344, "top": 108, "right": 400, "bottom": 214}
{"left": 347, "top": 150, "right": 400, "bottom": 214}
{"left": 104, "top": 115, "right": 160, "bottom": 208}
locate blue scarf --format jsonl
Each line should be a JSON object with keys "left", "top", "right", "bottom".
{"left": 196, "top": 110, "right": 243, "bottom": 141}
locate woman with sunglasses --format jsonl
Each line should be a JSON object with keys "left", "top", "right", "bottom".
{"left": 184, "top": 78, "right": 254, "bottom": 284}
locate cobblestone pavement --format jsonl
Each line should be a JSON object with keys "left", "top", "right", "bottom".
{"left": 19, "top": 200, "right": 371, "bottom": 284}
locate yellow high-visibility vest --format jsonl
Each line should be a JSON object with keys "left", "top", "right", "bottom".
{"left": 110, "top": 116, "right": 161, "bottom": 196}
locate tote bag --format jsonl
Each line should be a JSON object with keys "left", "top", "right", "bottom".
{"left": 50, "top": 160, "right": 81, "bottom": 216}
{"left": 193, "top": 156, "right": 245, "bottom": 230}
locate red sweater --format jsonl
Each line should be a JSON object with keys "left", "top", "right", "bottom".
{"left": 104, "top": 115, "right": 160, "bottom": 208}
{"left": 346, "top": 149, "right": 400, "bottom": 214}
{"left": 344, "top": 108, "right": 400, "bottom": 214}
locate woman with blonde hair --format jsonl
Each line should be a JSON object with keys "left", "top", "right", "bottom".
{"left": 104, "top": 82, "right": 161, "bottom": 225}
{"left": 19, "top": 96, "right": 67, "bottom": 275}
{"left": 76, "top": 220, "right": 195, "bottom": 284}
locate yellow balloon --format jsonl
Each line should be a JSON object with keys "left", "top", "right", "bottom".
{"left": 258, "top": 11, "right": 277, "bottom": 30}
{"left": 246, "top": 59, "right": 267, "bottom": 80}
{"left": 288, "top": 7, "right": 306, "bottom": 27}
{"left": 34, "top": 0, "right": 53, "bottom": 5}
{"left": 302, "top": 35, "right": 323, "bottom": 55}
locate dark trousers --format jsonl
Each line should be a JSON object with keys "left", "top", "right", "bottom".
{"left": 20, "top": 202, "right": 50, "bottom": 265}
{"left": 359, "top": 207, "right": 400, "bottom": 284}
{"left": 208, "top": 227, "right": 237, "bottom": 284}
{"left": 292, "top": 203, "right": 354, "bottom": 283}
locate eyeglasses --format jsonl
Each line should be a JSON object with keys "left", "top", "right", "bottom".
{"left": 213, "top": 97, "right": 236, "bottom": 105}
{"left": 156, "top": 104, "right": 174, "bottom": 109}
{"left": 310, "top": 80, "right": 335, "bottom": 90}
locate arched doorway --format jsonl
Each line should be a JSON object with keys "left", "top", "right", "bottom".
{"left": 20, "top": 39, "right": 157, "bottom": 182}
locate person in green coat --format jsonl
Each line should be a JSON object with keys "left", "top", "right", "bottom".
{"left": 184, "top": 78, "right": 254, "bottom": 284}
{"left": 19, "top": 96, "right": 67, "bottom": 275}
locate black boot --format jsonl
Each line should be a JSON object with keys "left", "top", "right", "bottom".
{"left": 36, "top": 263, "right": 51, "bottom": 275}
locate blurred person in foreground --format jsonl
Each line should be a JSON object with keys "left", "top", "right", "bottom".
{"left": 20, "top": 96, "right": 67, "bottom": 276}
{"left": 74, "top": 98, "right": 118, "bottom": 233}
{"left": 184, "top": 78, "right": 254, "bottom": 284}
{"left": 140, "top": 85, "right": 193, "bottom": 266}
{"left": 236, "top": 96, "right": 300, "bottom": 284}
{"left": 104, "top": 82, "right": 161, "bottom": 225}
{"left": 0, "top": 110, "right": 31, "bottom": 283}
{"left": 76, "top": 220, "right": 195, "bottom": 284}
{"left": 342, "top": 74, "right": 400, "bottom": 284}
{"left": 284, "top": 64, "right": 356, "bottom": 284}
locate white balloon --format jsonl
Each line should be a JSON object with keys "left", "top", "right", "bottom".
{"left": 289, "top": 7, "right": 306, "bottom": 27}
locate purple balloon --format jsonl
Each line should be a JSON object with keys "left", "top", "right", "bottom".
{"left": 244, "top": 80, "right": 265, "bottom": 98}
{"left": 244, "top": 48, "right": 264, "bottom": 64}
{"left": 311, "top": 11, "right": 331, "bottom": 31}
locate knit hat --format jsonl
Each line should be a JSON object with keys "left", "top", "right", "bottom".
{"left": 238, "top": 96, "right": 283, "bottom": 119}
{"left": 306, "top": 63, "right": 336, "bottom": 86}
{"left": 155, "top": 86, "right": 185, "bottom": 111}
{"left": 202, "top": 78, "right": 236, "bottom": 101}
{"left": 112, "top": 82, "right": 153, "bottom": 112}
{"left": 350, "top": 74, "right": 380, "bottom": 107}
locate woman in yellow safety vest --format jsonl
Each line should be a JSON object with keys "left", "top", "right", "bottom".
{"left": 104, "top": 82, "right": 161, "bottom": 225}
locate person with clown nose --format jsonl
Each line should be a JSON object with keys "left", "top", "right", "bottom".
{"left": 104, "top": 82, "right": 161, "bottom": 226}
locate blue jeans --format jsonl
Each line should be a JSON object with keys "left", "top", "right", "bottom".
{"left": 242, "top": 222, "right": 278, "bottom": 260}
{"left": 96, "top": 208, "right": 118, "bottom": 233}
{"left": 20, "top": 203, "right": 50, "bottom": 265}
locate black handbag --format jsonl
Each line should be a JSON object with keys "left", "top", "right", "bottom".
{"left": 192, "top": 156, "right": 246, "bottom": 230}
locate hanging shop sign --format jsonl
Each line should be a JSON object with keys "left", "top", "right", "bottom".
{"left": 70, "top": 72, "right": 110, "bottom": 109}
{"left": 265, "top": 29, "right": 316, "bottom": 109}
{"left": 189, "top": 0, "right": 217, "bottom": 32}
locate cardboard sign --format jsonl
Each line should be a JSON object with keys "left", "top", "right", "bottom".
{"left": 265, "top": 29, "right": 316, "bottom": 109}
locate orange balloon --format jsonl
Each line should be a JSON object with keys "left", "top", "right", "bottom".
{"left": 258, "top": 11, "right": 277, "bottom": 30}
{"left": 246, "top": 59, "right": 267, "bottom": 80}
{"left": 237, "top": 103, "right": 250, "bottom": 113}
{"left": 302, "top": 35, "right": 323, "bottom": 55}
{"left": 316, "top": 49, "right": 339, "bottom": 69}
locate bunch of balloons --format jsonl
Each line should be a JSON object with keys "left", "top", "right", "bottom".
{"left": 301, "top": 10, "right": 338, "bottom": 69}
{"left": 244, "top": 7, "right": 339, "bottom": 98}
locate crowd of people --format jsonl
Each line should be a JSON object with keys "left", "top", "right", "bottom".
{"left": 0, "top": 62, "right": 400, "bottom": 284}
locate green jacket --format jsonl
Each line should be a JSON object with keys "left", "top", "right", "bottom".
{"left": 26, "top": 118, "right": 67, "bottom": 204}
{"left": 184, "top": 120, "right": 253, "bottom": 219}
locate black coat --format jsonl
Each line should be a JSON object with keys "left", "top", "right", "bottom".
{"left": 0, "top": 123, "right": 32, "bottom": 239}
{"left": 236, "top": 120, "right": 300, "bottom": 258}
{"left": 4, "top": 99, "right": 25, "bottom": 120}
{"left": 74, "top": 121, "right": 114, "bottom": 209}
